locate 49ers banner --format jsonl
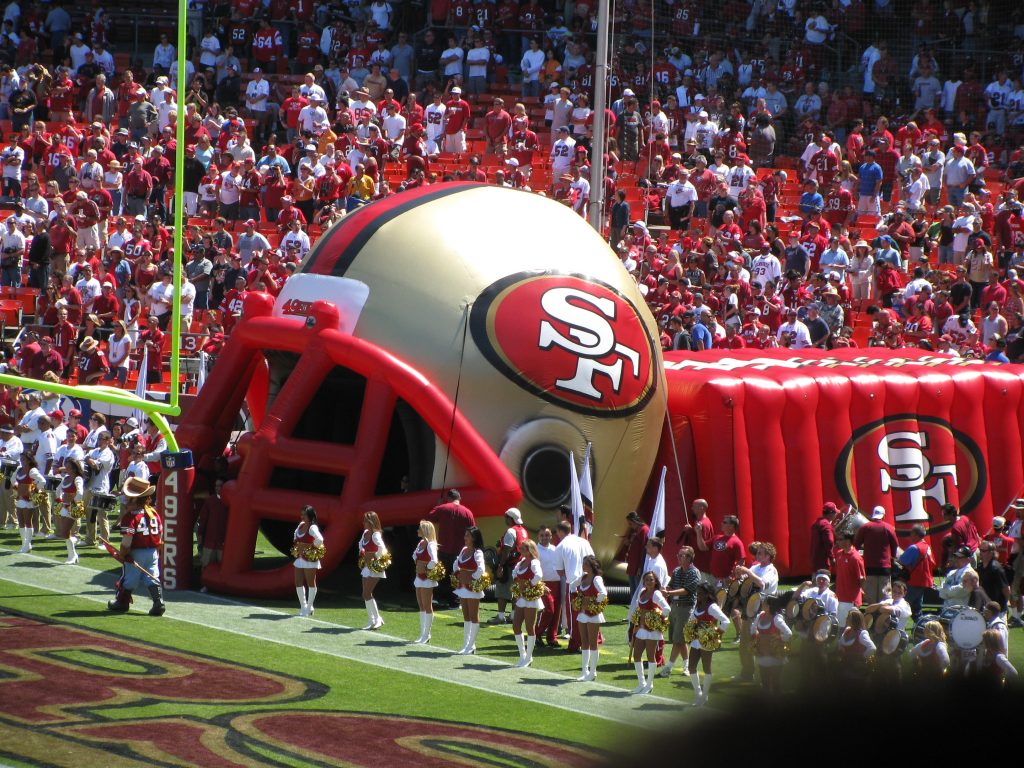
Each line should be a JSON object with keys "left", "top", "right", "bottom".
{"left": 657, "top": 348, "right": 1022, "bottom": 575}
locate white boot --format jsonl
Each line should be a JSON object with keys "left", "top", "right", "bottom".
{"left": 370, "top": 598, "right": 383, "bottom": 629}
{"left": 465, "top": 622, "right": 479, "bottom": 654}
{"left": 456, "top": 622, "right": 472, "bottom": 654}
{"left": 306, "top": 587, "right": 317, "bottom": 617}
{"left": 659, "top": 661, "right": 674, "bottom": 678}
{"left": 19, "top": 528, "right": 31, "bottom": 553}
{"left": 632, "top": 662, "right": 647, "bottom": 693}
{"left": 576, "top": 649, "right": 591, "bottom": 681}
{"left": 363, "top": 600, "right": 379, "bottom": 630}
{"left": 588, "top": 648, "right": 599, "bottom": 681}
{"left": 690, "top": 673, "right": 704, "bottom": 706}
{"left": 422, "top": 612, "right": 433, "bottom": 643}
{"left": 513, "top": 633, "right": 526, "bottom": 665}
{"left": 411, "top": 612, "right": 425, "bottom": 643}
{"left": 702, "top": 673, "right": 712, "bottom": 705}
{"left": 64, "top": 538, "right": 78, "bottom": 565}
{"left": 296, "top": 587, "right": 308, "bottom": 616}
{"left": 644, "top": 662, "right": 657, "bottom": 694}
{"left": 521, "top": 635, "right": 536, "bottom": 668}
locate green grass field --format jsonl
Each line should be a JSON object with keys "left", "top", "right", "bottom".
{"left": 2, "top": 530, "right": 1023, "bottom": 767}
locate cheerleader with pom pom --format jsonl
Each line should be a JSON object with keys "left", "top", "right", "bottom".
{"left": 453, "top": 527, "right": 488, "bottom": 655}
{"left": 751, "top": 593, "right": 793, "bottom": 694}
{"left": 510, "top": 539, "right": 546, "bottom": 668}
{"left": 573, "top": 555, "right": 608, "bottom": 682}
{"left": 57, "top": 457, "right": 86, "bottom": 564}
{"left": 359, "top": 511, "right": 389, "bottom": 630}
{"left": 411, "top": 520, "right": 442, "bottom": 644}
{"left": 685, "top": 582, "right": 731, "bottom": 706}
{"left": 13, "top": 453, "right": 46, "bottom": 554}
{"left": 292, "top": 505, "right": 324, "bottom": 616}
{"left": 628, "top": 571, "right": 671, "bottom": 695}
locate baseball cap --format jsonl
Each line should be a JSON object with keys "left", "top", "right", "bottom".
{"left": 244, "top": 219, "right": 257, "bottom": 227}
{"left": 450, "top": 86, "right": 461, "bottom": 94}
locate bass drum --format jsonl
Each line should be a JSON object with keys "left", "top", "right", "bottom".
{"left": 811, "top": 614, "right": 839, "bottom": 643}
{"left": 913, "top": 613, "right": 943, "bottom": 643}
{"left": 949, "top": 607, "right": 985, "bottom": 650}
{"left": 880, "top": 628, "right": 909, "bottom": 656}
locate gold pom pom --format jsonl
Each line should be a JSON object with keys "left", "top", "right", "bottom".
{"left": 642, "top": 609, "right": 670, "bottom": 633}
{"left": 511, "top": 581, "right": 545, "bottom": 601}
{"left": 683, "top": 619, "right": 699, "bottom": 643}
{"left": 696, "top": 622, "right": 724, "bottom": 651}
{"left": 472, "top": 573, "right": 492, "bottom": 592}
{"left": 426, "top": 562, "right": 446, "bottom": 582}
{"left": 450, "top": 573, "right": 460, "bottom": 589}
{"left": 583, "top": 596, "right": 608, "bottom": 617}
{"left": 571, "top": 593, "right": 584, "bottom": 613}
{"left": 70, "top": 501, "right": 87, "bottom": 519}
{"left": 290, "top": 543, "right": 301, "bottom": 560}
{"left": 357, "top": 553, "right": 367, "bottom": 570}
{"left": 368, "top": 552, "right": 391, "bottom": 574}
{"left": 304, "top": 544, "right": 327, "bottom": 562}
{"left": 31, "top": 490, "right": 48, "bottom": 507}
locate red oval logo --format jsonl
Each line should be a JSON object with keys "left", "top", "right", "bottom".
{"left": 470, "top": 273, "right": 658, "bottom": 416}
{"left": 833, "top": 414, "right": 987, "bottom": 536}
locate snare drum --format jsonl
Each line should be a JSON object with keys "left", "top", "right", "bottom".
{"left": 43, "top": 475, "right": 61, "bottom": 492}
{"left": 715, "top": 588, "right": 729, "bottom": 609}
{"left": 739, "top": 578, "right": 758, "bottom": 600}
{"left": 89, "top": 492, "right": 119, "bottom": 512}
{"left": 863, "top": 605, "right": 879, "bottom": 631}
{"left": 811, "top": 614, "right": 839, "bottom": 643}
{"left": 0, "top": 458, "right": 18, "bottom": 478}
{"left": 880, "top": 628, "right": 909, "bottom": 656}
{"left": 786, "top": 595, "right": 803, "bottom": 624}
{"left": 745, "top": 591, "right": 764, "bottom": 619}
{"left": 949, "top": 607, "right": 985, "bottom": 650}
{"left": 913, "top": 613, "right": 942, "bottom": 643}
{"left": 801, "top": 597, "right": 825, "bottom": 622}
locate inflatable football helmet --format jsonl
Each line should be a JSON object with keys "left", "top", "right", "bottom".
{"left": 177, "top": 184, "right": 666, "bottom": 596}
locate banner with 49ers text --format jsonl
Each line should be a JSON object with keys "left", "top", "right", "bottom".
{"left": 657, "top": 348, "right": 1024, "bottom": 576}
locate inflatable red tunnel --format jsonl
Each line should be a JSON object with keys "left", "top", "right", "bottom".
{"left": 649, "top": 348, "right": 1024, "bottom": 575}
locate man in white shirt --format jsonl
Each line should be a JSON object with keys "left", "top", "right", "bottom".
{"left": 298, "top": 95, "right": 330, "bottom": 136}
{"left": 423, "top": 93, "right": 446, "bottom": 155}
{"left": 666, "top": 169, "right": 698, "bottom": 231}
{"left": 439, "top": 36, "right": 464, "bottom": 81}
{"left": 637, "top": 536, "right": 670, "bottom": 591}
{"left": 905, "top": 165, "right": 929, "bottom": 212}
{"left": 550, "top": 126, "right": 575, "bottom": 190}
{"left": 535, "top": 526, "right": 563, "bottom": 647}
{"left": 0, "top": 424, "right": 22, "bottom": 529}
{"left": 152, "top": 33, "right": 175, "bottom": 73}
{"left": 777, "top": 307, "right": 812, "bottom": 348}
{"left": 939, "top": 548, "right": 974, "bottom": 609}
{"left": 465, "top": 38, "right": 490, "bottom": 95}
{"left": 520, "top": 38, "right": 545, "bottom": 97}
{"left": 726, "top": 154, "right": 755, "bottom": 199}
{"left": 245, "top": 69, "right": 272, "bottom": 140}
{"left": 84, "top": 430, "right": 115, "bottom": 545}
{"left": 381, "top": 102, "right": 407, "bottom": 143}
{"left": 750, "top": 244, "right": 782, "bottom": 286}
{"left": 569, "top": 166, "right": 590, "bottom": 215}
{"left": 555, "top": 519, "right": 594, "bottom": 644}
{"left": 16, "top": 391, "right": 45, "bottom": 453}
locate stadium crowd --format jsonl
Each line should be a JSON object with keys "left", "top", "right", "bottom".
{"left": 0, "top": 0, "right": 1018, "bottom": 394}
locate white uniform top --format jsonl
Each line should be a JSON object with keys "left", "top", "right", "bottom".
{"left": 0, "top": 435, "right": 23, "bottom": 460}
{"left": 34, "top": 430, "right": 57, "bottom": 473}
{"left": 750, "top": 562, "right": 779, "bottom": 594}
{"left": 878, "top": 596, "right": 912, "bottom": 627}
{"left": 939, "top": 565, "right": 970, "bottom": 608}
{"left": 629, "top": 588, "right": 672, "bottom": 624}
{"left": 838, "top": 628, "right": 876, "bottom": 659}
{"left": 123, "top": 459, "right": 150, "bottom": 484}
{"left": 641, "top": 552, "right": 670, "bottom": 589}
{"left": 86, "top": 446, "right": 115, "bottom": 493}
{"left": 54, "top": 443, "right": 85, "bottom": 468}
{"left": 412, "top": 539, "right": 439, "bottom": 568}
{"left": 555, "top": 533, "right": 594, "bottom": 589}
{"left": 750, "top": 253, "right": 782, "bottom": 285}
{"left": 18, "top": 406, "right": 46, "bottom": 447}
{"left": 799, "top": 585, "right": 839, "bottom": 616}
{"left": 910, "top": 639, "right": 950, "bottom": 668}
{"left": 536, "top": 542, "right": 560, "bottom": 581}
{"left": 424, "top": 102, "right": 446, "bottom": 141}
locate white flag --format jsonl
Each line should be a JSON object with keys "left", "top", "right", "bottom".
{"left": 197, "top": 350, "right": 207, "bottom": 391}
{"left": 132, "top": 347, "right": 149, "bottom": 425}
{"left": 569, "top": 450, "right": 585, "bottom": 537}
{"left": 648, "top": 466, "right": 667, "bottom": 540}
{"left": 580, "top": 442, "right": 594, "bottom": 510}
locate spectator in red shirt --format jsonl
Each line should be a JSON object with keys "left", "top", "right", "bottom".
{"left": 484, "top": 98, "right": 512, "bottom": 156}
{"left": 708, "top": 514, "right": 745, "bottom": 584}
{"left": 853, "top": 505, "right": 899, "bottom": 602}
{"left": 941, "top": 503, "right": 981, "bottom": 567}
{"left": 427, "top": 488, "right": 477, "bottom": 608}
{"left": 679, "top": 498, "right": 715, "bottom": 577}
{"left": 874, "top": 137, "right": 901, "bottom": 206}
{"left": 810, "top": 501, "right": 838, "bottom": 571}
{"left": 624, "top": 510, "right": 650, "bottom": 594}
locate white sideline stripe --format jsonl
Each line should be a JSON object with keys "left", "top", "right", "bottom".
{"left": 0, "top": 548, "right": 680, "bottom": 726}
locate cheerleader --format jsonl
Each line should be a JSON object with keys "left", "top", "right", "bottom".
{"left": 909, "top": 620, "right": 950, "bottom": 680}
{"left": 628, "top": 571, "right": 671, "bottom": 695}
{"left": 977, "top": 629, "right": 1018, "bottom": 684}
{"left": 750, "top": 593, "right": 793, "bottom": 694}
{"left": 292, "top": 505, "right": 324, "bottom": 617}
{"left": 574, "top": 555, "right": 607, "bottom": 682}
{"left": 510, "top": 538, "right": 545, "bottom": 669}
{"left": 13, "top": 453, "right": 46, "bottom": 553}
{"left": 835, "top": 607, "right": 876, "bottom": 684}
{"left": 411, "top": 520, "right": 440, "bottom": 644}
{"left": 686, "top": 583, "right": 730, "bottom": 705}
{"left": 57, "top": 457, "right": 85, "bottom": 564}
{"left": 453, "top": 526, "right": 487, "bottom": 655}
{"left": 358, "top": 511, "right": 389, "bottom": 630}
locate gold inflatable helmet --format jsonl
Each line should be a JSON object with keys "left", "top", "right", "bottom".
{"left": 186, "top": 183, "right": 665, "bottom": 595}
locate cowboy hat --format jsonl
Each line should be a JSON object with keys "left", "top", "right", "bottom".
{"left": 122, "top": 476, "right": 156, "bottom": 498}
{"left": 79, "top": 336, "right": 99, "bottom": 352}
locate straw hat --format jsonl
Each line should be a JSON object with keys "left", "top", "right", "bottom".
{"left": 122, "top": 477, "right": 156, "bottom": 498}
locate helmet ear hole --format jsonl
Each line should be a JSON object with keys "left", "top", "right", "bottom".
{"left": 499, "top": 417, "right": 586, "bottom": 511}
{"left": 521, "top": 446, "right": 571, "bottom": 508}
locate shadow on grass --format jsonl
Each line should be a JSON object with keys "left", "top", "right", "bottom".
{"left": 517, "top": 677, "right": 572, "bottom": 687}
{"left": 637, "top": 702, "right": 682, "bottom": 711}
{"left": 458, "top": 662, "right": 505, "bottom": 671}
{"left": 582, "top": 689, "right": 634, "bottom": 699}
{"left": 8, "top": 561, "right": 59, "bottom": 568}
{"left": 403, "top": 649, "right": 451, "bottom": 659}
{"left": 53, "top": 610, "right": 121, "bottom": 618}
{"left": 361, "top": 638, "right": 406, "bottom": 648}
{"left": 306, "top": 626, "right": 359, "bottom": 635}
{"left": 245, "top": 613, "right": 292, "bottom": 621}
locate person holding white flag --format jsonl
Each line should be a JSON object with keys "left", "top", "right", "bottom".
{"left": 131, "top": 346, "right": 149, "bottom": 427}
{"left": 579, "top": 443, "right": 594, "bottom": 539}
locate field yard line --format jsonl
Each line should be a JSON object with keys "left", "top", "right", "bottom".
{"left": 0, "top": 548, "right": 680, "bottom": 726}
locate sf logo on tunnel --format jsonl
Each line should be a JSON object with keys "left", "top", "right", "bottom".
{"left": 834, "top": 415, "right": 986, "bottom": 534}
{"left": 471, "top": 273, "right": 658, "bottom": 416}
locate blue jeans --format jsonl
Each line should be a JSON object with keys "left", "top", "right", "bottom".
{"left": 906, "top": 586, "right": 925, "bottom": 618}
{"left": 948, "top": 186, "right": 966, "bottom": 207}
{"left": 521, "top": 79, "right": 540, "bottom": 98}
{"left": 122, "top": 547, "right": 160, "bottom": 590}
{"left": 1, "top": 266, "right": 20, "bottom": 287}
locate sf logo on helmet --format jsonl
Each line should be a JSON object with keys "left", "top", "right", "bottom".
{"left": 537, "top": 287, "right": 641, "bottom": 401}
{"left": 471, "top": 273, "right": 658, "bottom": 417}
{"left": 834, "top": 415, "right": 986, "bottom": 535}
{"left": 877, "top": 431, "right": 957, "bottom": 523}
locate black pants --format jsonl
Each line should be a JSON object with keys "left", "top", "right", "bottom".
{"left": 667, "top": 202, "right": 692, "bottom": 231}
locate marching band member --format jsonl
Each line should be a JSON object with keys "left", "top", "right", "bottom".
{"left": 835, "top": 609, "right": 876, "bottom": 683}
{"left": 0, "top": 424, "right": 23, "bottom": 530}
{"left": 751, "top": 593, "right": 793, "bottom": 694}
{"left": 733, "top": 541, "right": 780, "bottom": 683}
{"left": 629, "top": 571, "right": 671, "bottom": 695}
{"left": 358, "top": 511, "right": 389, "bottom": 630}
{"left": 983, "top": 600, "right": 1009, "bottom": 655}
{"left": 411, "top": 520, "right": 441, "bottom": 644}
{"left": 13, "top": 452, "right": 45, "bottom": 553}
{"left": 795, "top": 570, "right": 840, "bottom": 679}
{"left": 909, "top": 620, "right": 950, "bottom": 680}
{"left": 510, "top": 538, "right": 545, "bottom": 668}
{"left": 867, "top": 580, "right": 913, "bottom": 629}
{"left": 56, "top": 457, "right": 85, "bottom": 564}
{"left": 453, "top": 526, "right": 487, "bottom": 655}
{"left": 797, "top": 570, "right": 840, "bottom": 620}
{"left": 938, "top": 546, "right": 974, "bottom": 608}
{"left": 685, "top": 582, "right": 730, "bottom": 705}
{"left": 292, "top": 505, "right": 324, "bottom": 617}
{"left": 574, "top": 555, "right": 607, "bottom": 682}
{"left": 977, "top": 629, "right": 1018, "bottom": 684}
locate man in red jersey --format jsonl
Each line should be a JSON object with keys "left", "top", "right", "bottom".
{"left": 107, "top": 477, "right": 166, "bottom": 616}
